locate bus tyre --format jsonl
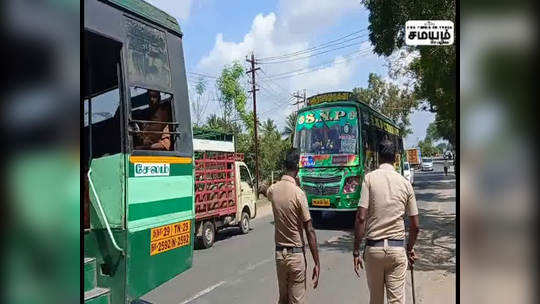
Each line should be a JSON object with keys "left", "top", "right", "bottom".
{"left": 201, "top": 221, "right": 215, "bottom": 249}
{"left": 239, "top": 211, "right": 250, "bottom": 234}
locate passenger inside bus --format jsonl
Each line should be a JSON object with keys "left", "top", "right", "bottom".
{"left": 133, "top": 89, "right": 172, "bottom": 151}
{"left": 311, "top": 126, "right": 339, "bottom": 154}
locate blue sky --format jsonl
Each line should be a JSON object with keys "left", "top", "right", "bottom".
{"left": 147, "top": 0, "right": 434, "bottom": 148}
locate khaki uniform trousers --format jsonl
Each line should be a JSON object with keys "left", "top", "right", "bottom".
{"left": 275, "top": 250, "right": 306, "bottom": 304}
{"left": 364, "top": 241, "right": 408, "bottom": 304}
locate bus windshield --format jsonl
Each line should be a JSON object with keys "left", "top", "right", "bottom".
{"left": 295, "top": 106, "right": 358, "bottom": 155}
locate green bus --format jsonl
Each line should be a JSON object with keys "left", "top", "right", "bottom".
{"left": 84, "top": 1, "right": 194, "bottom": 303}
{"left": 294, "top": 92, "right": 404, "bottom": 220}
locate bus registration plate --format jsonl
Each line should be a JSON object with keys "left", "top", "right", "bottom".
{"left": 150, "top": 220, "right": 191, "bottom": 256}
{"left": 312, "top": 198, "right": 330, "bottom": 207}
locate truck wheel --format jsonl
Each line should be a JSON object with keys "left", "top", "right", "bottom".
{"left": 201, "top": 221, "right": 215, "bottom": 249}
{"left": 239, "top": 212, "right": 250, "bottom": 234}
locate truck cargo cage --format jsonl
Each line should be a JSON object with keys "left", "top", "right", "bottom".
{"left": 194, "top": 151, "right": 243, "bottom": 220}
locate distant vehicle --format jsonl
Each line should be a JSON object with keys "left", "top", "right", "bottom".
{"left": 421, "top": 157, "right": 434, "bottom": 171}
{"left": 403, "top": 161, "right": 414, "bottom": 185}
{"left": 193, "top": 128, "right": 257, "bottom": 249}
{"left": 293, "top": 91, "right": 404, "bottom": 220}
{"left": 406, "top": 148, "right": 421, "bottom": 168}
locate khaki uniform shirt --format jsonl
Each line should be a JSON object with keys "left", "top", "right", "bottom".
{"left": 267, "top": 175, "right": 311, "bottom": 248}
{"left": 359, "top": 163, "right": 418, "bottom": 240}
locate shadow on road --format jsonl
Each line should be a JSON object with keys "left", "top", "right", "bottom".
{"left": 413, "top": 208, "right": 456, "bottom": 273}
{"left": 415, "top": 192, "right": 455, "bottom": 203}
{"left": 313, "top": 211, "right": 356, "bottom": 231}
{"left": 194, "top": 226, "right": 246, "bottom": 250}
{"left": 318, "top": 209, "right": 456, "bottom": 273}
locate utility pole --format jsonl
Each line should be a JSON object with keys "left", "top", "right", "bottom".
{"left": 246, "top": 52, "right": 260, "bottom": 199}
{"left": 292, "top": 89, "right": 305, "bottom": 110}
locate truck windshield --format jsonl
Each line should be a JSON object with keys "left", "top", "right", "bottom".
{"left": 295, "top": 106, "right": 358, "bottom": 155}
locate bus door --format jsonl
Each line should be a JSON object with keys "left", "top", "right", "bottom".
{"left": 83, "top": 30, "right": 127, "bottom": 304}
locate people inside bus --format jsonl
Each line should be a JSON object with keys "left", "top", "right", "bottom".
{"left": 134, "top": 89, "right": 171, "bottom": 150}
{"left": 311, "top": 127, "right": 339, "bottom": 154}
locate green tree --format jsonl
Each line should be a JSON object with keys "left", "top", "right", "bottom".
{"left": 361, "top": 0, "right": 456, "bottom": 146}
{"left": 259, "top": 119, "right": 287, "bottom": 181}
{"left": 418, "top": 139, "right": 439, "bottom": 157}
{"left": 425, "top": 122, "right": 441, "bottom": 142}
{"left": 204, "top": 114, "right": 242, "bottom": 135}
{"left": 352, "top": 73, "right": 417, "bottom": 136}
{"left": 282, "top": 111, "right": 298, "bottom": 145}
{"left": 436, "top": 142, "right": 448, "bottom": 153}
{"left": 191, "top": 77, "right": 207, "bottom": 126}
{"left": 216, "top": 62, "right": 251, "bottom": 126}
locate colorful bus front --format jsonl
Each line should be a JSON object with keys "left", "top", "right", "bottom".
{"left": 294, "top": 92, "right": 404, "bottom": 218}
{"left": 84, "top": 1, "right": 194, "bottom": 303}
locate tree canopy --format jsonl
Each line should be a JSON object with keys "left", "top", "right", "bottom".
{"left": 362, "top": 0, "right": 456, "bottom": 146}
{"left": 198, "top": 63, "right": 290, "bottom": 185}
{"left": 352, "top": 73, "right": 417, "bottom": 137}
{"left": 216, "top": 61, "right": 251, "bottom": 128}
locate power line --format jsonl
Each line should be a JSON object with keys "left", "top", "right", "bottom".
{"left": 257, "top": 40, "right": 368, "bottom": 64}
{"left": 258, "top": 68, "right": 290, "bottom": 93}
{"left": 265, "top": 47, "right": 370, "bottom": 78}
{"left": 265, "top": 47, "right": 373, "bottom": 80}
{"left": 257, "top": 29, "right": 367, "bottom": 61}
{"left": 258, "top": 78, "right": 289, "bottom": 100}
{"left": 188, "top": 71, "right": 218, "bottom": 79}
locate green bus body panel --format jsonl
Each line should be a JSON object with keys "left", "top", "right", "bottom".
{"left": 128, "top": 196, "right": 192, "bottom": 221}
{"left": 89, "top": 154, "right": 125, "bottom": 229}
{"left": 126, "top": 219, "right": 194, "bottom": 301}
{"left": 106, "top": 0, "right": 182, "bottom": 35}
{"left": 126, "top": 161, "right": 195, "bottom": 300}
{"left": 84, "top": 230, "right": 127, "bottom": 304}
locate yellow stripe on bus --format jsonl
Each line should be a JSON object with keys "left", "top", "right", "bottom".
{"left": 129, "top": 156, "right": 192, "bottom": 164}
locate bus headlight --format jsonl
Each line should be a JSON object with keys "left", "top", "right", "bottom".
{"left": 343, "top": 176, "right": 360, "bottom": 194}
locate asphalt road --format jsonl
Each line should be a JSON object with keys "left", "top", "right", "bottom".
{"left": 143, "top": 163, "right": 455, "bottom": 304}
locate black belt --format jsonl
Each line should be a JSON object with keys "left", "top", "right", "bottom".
{"left": 366, "top": 239, "right": 404, "bottom": 247}
{"left": 276, "top": 246, "right": 304, "bottom": 253}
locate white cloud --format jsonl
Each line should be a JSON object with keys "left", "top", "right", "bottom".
{"left": 145, "top": 0, "right": 193, "bottom": 22}
{"left": 277, "top": 0, "right": 362, "bottom": 37}
{"left": 193, "top": 1, "right": 374, "bottom": 131}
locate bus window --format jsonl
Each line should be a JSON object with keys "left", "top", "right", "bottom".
{"left": 129, "top": 87, "right": 176, "bottom": 151}
{"left": 83, "top": 32, "right": 123, "bottom": 160}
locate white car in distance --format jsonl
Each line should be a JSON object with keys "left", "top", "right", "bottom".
{"left": 403, "top": 161, "right": 414, "bottom": 185}
{"left": 421, "top": 157, "right": 434, "bottom": 171}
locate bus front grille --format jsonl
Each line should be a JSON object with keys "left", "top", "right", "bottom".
{"left": 302, "top": 176, "right": 341, "bottom": 183}
{"left": 303, "top": 184, "right": 340, "bottom": 195}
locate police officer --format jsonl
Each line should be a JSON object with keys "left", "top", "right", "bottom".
{"left": 353, "top": 139, "right": 420, "bottom": 304}
{"left": 266, "top": 150, "right": 320, "bottom": 304}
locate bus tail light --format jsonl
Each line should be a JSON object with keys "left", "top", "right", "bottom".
{"left": 343, "top": 176, "right": 360, "bottom": 194}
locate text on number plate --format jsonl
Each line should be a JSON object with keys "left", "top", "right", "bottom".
{"left": 150, "top": 220, "right": 191, "bottom": 255}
